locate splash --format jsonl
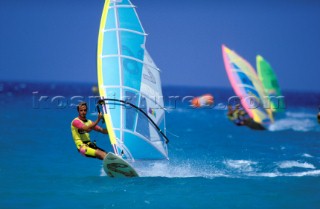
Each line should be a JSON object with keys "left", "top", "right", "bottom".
{"left": 132, "top": 160, "right": 227, "bottom": 178}
{"left": 269, "top": 111, "right": 319, "bottom": 132}
{"left": 224, "top": 159, "right": 258, "bottom": 172}
{"left": 99, "top": 159, "right": 320, "bottom": 178}
{"left": 100, "top": 167, "right": 106, "bottom": 176}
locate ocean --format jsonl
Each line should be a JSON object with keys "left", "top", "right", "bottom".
{"left": 1, "top": 81, "right": 319, "bottom": 208}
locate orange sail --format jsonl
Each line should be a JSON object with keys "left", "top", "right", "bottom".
{"left": 191, "top": 94, "right": 214, "bottom": 107}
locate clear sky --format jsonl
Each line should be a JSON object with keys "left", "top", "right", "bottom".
{"left": 1, "top": 0, "right": 320, "bottom": 91}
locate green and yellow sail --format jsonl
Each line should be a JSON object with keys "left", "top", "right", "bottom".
{"left": 256, "top": 55, "right": 285, "bottom": 112}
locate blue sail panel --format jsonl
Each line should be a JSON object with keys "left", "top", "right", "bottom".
{"left": 105, "top": 8, "right": 115, "bottom": 30}
{"left": 120, "top": 31, "right": 144, "bottom": 58}
{"left": 101, "top": 58, "right": 120, "bottom": 86}
{"left": 118, "top": 8, "right": 144, "bottom": 33}
{"left": 102, "top": 31, "right": 118, "bottom": 55}
{"left": 105, "top": 88, "right": 121, "bottom": 129}
{"left": 122, "top": 58, "right": 143, "bottom": 90}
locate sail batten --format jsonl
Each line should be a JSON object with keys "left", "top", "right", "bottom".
{"left": 104, "top": 28, "right": 147, "bottom": 36}
{"left": 109, "top": 5, "right": 136, "bottom": 9}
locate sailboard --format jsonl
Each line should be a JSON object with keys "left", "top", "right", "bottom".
{"left": 222, "top": 45, "right": 273, "bottom": 129}
{"left": 96, "top": 0, "right": 169, "bottom": 172}
{"left": 256, "top": 55, "right": 285, "bottom": 113}
{"left": 103, "top": 152, "right": 139, "bottom": 177}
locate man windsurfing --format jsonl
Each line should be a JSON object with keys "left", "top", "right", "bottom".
{"left": 71, "top": 102, "right": 108, "bottom": 160}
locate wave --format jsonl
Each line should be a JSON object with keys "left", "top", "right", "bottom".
{"left": 302, "top": 153, "right": 313, "bottom": 158}
{"left": 269, "top": 111, "right": 319, "bottom": 132}
{"left": 277, "top": 161, "right": 316, "bottom": 169}
{"left": 223, "top": 159, "right": 258, "bottom": 172}
{"left": 252, "top": 170, "right": 320, "bottom": 177}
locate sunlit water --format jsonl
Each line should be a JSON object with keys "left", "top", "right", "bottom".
{"left": 1, "top": 82, "right": 319, "bottom": 208}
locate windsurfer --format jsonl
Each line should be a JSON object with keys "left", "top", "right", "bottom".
{"left": 227, "top": 104, "right": 249, "bottom": 126}
{"left": 71, "top": 102, "right": 108, "bottom": 160}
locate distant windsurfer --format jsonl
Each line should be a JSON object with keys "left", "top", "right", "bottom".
{"left": 227, "top": 104, "right": 249, "bottom": 126}
{"left": 71, "top": 102, "right": 108, "bottom": 160}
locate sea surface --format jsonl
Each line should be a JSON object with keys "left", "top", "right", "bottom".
{"left": 1, "top": 81, "right": 319, "bottom": 209}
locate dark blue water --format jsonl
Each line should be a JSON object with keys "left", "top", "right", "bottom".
{"left": 1, "top": 81, "right": 319, "bottom": 208}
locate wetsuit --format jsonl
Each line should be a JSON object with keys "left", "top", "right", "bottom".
{"left": 232, "top": 109, "right": 244, "bottom": 125}
{"left": 71, "top": 117, "right": 104, "bottom": 158}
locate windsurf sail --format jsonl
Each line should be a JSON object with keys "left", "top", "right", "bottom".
{"left": 222, "top": 45, "right": 273, "bottom": 128}
{"left": 256, "top": 55, "right": 285, "bottom": 112}
{"left": 97, "top": 0, "right": 168, "bottom": 160}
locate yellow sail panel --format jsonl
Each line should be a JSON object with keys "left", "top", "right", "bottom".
{"left": 97, "top": 0, "right": 109, "bottom": 92}
{"left": 97, "top": 0, "right": 117, "bottom": 147}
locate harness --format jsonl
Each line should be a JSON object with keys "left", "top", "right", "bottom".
{"left": 82, "top": 141, "right": 98, "bottom": 149}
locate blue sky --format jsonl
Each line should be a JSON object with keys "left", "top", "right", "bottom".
{"left": 1, "top": 0, "right": 320, "bottom": 91}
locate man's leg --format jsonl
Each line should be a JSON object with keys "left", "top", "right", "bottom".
{"left": 95, "top": 149, "right": 107, "bottom": 160}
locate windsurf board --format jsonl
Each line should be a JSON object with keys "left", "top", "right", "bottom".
{"left": 103, "top": 152, "right": 139, "bottom": 178}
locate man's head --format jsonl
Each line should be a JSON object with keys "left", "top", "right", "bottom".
{"left": 77, "top": 102, "right": 88, "bottom": 112}
{"left": 77, "top": 102, "right": 88, "bottom": 119}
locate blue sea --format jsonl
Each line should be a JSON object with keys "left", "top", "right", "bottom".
{"left": 1, "top": 81, "right": 319, "bottom": 208}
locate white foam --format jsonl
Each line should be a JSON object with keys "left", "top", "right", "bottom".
{"left": 284, "top": 170, "right": 320, "bottom": 177}
{"left": 134, "top": 161, "right": 227, "bottom": 178}
{"left": 99, "top": 167, "right": 106, "bottom": 176}
{"left": 302, "top": 153, "right": 313, "bottom": 158}
{"left": 250, "top": 170, "right": 320, "bottom": 177}
{"left": 99, "top": 158, "right": 319, "bottom": 179}
{"left": 277, "top": 161, "right": 315, "bottom": 169}
{"left": 269, "top": 118, "right": 316, "bottom": 132}
{"left": 269, "top": 110, "right": 319, "bottom": 132}
{"left": 252, "top": 172, "right": 279, "bottom": 178}
{"left": 224, "top": 159, "right": 257, "bottom": 172}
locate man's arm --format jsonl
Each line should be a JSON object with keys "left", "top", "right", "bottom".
{"left": 74, "top": 113, "right": 103, "bottom": 132}
{"left": 94, "top": 125, "right": 108, "bottom": 134}
{"left": 93, "top": 119, "right": 108, "bottom": 134}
